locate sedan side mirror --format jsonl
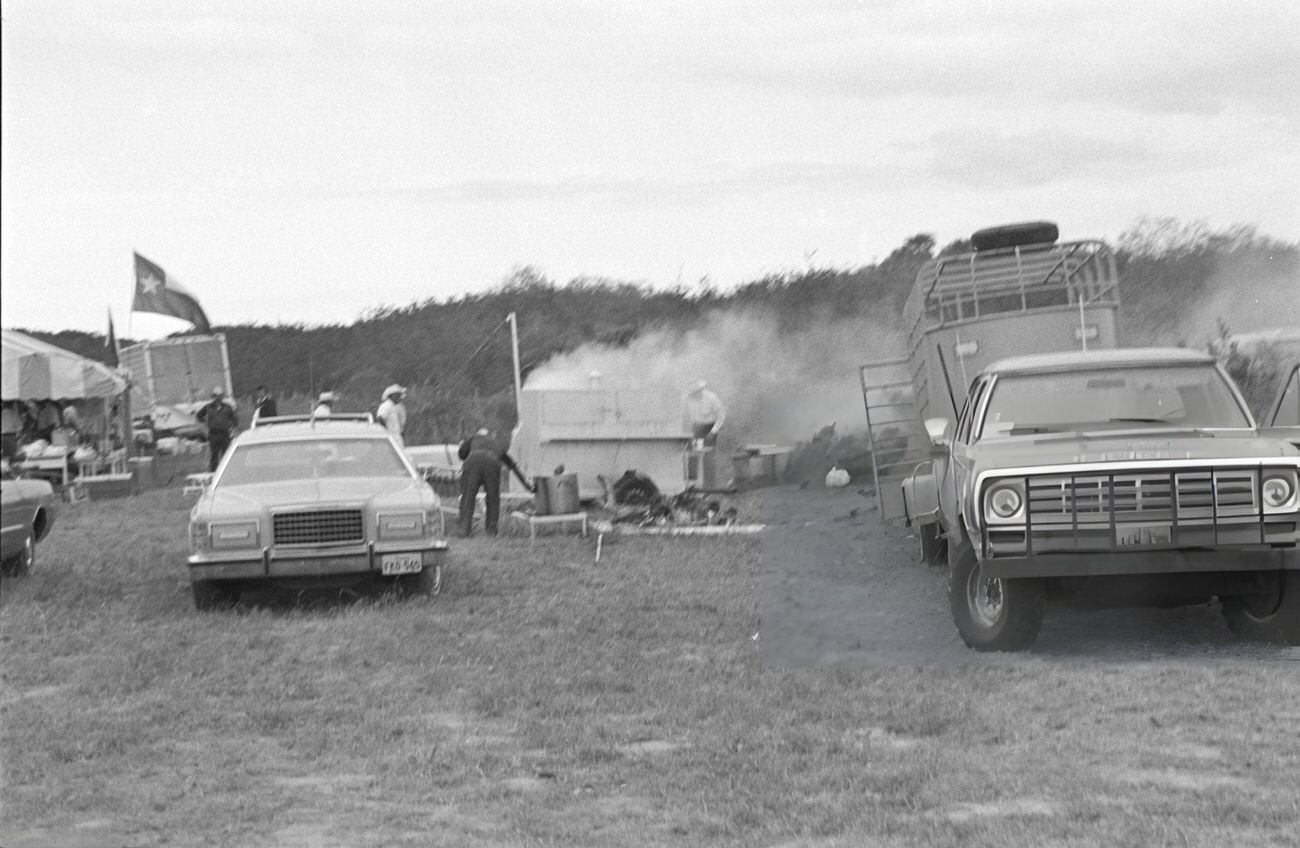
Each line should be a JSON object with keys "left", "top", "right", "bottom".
{"left": 925, "top": 417, "right": 953, "bottom": 449}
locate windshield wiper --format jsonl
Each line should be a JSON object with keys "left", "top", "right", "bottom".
{"left": 1107, "top": 417, "right": 1171, "bottom": 424}
{"left": 1007, "top": 424, "right": 1064, "bottom": 435}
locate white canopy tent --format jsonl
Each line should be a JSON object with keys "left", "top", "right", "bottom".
{"left": 2, "top": 329, "right": 127, "bottom": 400}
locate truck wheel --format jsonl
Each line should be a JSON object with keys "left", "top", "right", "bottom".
{"left": 192, "top": 579, "right": 240, "bottom": 610}
{"left": 919, "top": 523, "right": 947, "bottom": 566}
{"left": 948, "top": 531, "right": 1044, "bottom": 651}
{"left": 1221, "top": 573, "right": 1300, "bottom": 645}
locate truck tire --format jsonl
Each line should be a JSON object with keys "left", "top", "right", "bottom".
{"left": 919, "top": 523, "right": 947, "bottom": 566}
{"left": 948, "top": 528, "right": 1044, "bottom": 651}
{"left": 970, "top": 221, "right": 1059, "bottom": 252}
{"left": 1221, "top": 573, "right": 1300, "bottom": 645}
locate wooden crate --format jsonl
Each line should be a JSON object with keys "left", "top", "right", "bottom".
{"left": 78, "top": 471, "right": 137, "bottom": 500}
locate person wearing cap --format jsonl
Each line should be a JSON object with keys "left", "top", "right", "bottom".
{"left": 456, "top": 427, "right": 530, "bottom": 537}
{"left": 195, "top": 386, "right": 239, "bottom": 472}
{"left": 313, "top": 392, "right": 337, "bottom": 417}
{"left": 252, "top": 385, "right": 278, "bottom": 422}
{"left": 375, "top": 384, "right": 408, "bottom": 448}
{"left": 682, "top": 379, "right": 726, "bottom": 447}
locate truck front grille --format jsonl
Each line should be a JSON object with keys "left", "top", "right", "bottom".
{"left": 985, "top": 466, "right": 1294, "bottom": 557}
{"left": 1026, "top": 469, "right": 1259, "bottom": 523}
{"left": 272, "top": 509, "right": 365, "bottom": 545}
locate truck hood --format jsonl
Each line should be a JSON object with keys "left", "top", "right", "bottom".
{"left": 202, "top": 477, "right": 433, "bottom": 515}
{"left": 971, "top": 429, "right": 1297, "bottom": 471}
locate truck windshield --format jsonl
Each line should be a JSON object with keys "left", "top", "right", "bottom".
{"left": 978, "top": 364, "right": 1251, "bottom": 439}
{"left": 217, "top": 438, "right": 412, "bottom": 485}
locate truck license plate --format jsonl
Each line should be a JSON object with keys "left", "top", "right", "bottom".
{"left": 1116, "top": 524, "right": 1172, "bottom": 547}
{"left": 381, "top": 553, "right": 422, "bottom": 575}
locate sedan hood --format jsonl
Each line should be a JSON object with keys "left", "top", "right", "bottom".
{"left": 972, "top": 429, "right": 1297, "bottom": 471}
{"left": 203, "top": 477, "right": 433, "bottom": 514}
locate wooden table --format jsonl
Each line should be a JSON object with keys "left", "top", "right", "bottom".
{"left": 511, "top": 511, "right": 588, "bottom": 543}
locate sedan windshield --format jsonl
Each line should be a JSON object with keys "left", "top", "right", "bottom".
{"left": 218, "top": 438, "right": 411, "bottom": 485}
{"left": 979, "top": 364, "right": 1251, "bottom": 439}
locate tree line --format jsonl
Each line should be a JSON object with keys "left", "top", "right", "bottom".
{"left": 21, "top": 220, "right": 1297, "bottom": 443}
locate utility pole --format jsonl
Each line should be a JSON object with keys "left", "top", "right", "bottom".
{"left": 508, "top": 311, "right": 522, "bottom": 420}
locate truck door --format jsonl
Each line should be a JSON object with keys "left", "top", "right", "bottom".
{"left": 1260, "top": 362, "right": 1300, "bottom": 451}
{"left": 950, "top": 376, "right": 991, "bottom": 535}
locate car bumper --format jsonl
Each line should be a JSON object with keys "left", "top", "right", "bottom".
{"left": 982, "top": 547, "right": 1299, "bottom": 579}
{"left": 187, "top": 540, "right": 448, "bottom": 582}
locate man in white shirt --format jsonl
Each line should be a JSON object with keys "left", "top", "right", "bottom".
{"left": 682, "top": 380, "right": 726, "bottom": 446}
{"left": 376, "top": 384, "right": 408, "bottom": 448}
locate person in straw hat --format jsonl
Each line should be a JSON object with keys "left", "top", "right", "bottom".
{"left": 376, "top": 384, "right": 408, "bottom": 448}
{"left": 313, "top": 391, "right": 338, "bottom": 418}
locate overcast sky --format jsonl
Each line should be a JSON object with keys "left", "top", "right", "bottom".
{"left": 2, "top": 0, "right": 1297, "bottom": 338}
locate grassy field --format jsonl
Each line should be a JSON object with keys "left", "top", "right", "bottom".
{"left": 2, "top": 487, "right": 1299, "bottom": 848}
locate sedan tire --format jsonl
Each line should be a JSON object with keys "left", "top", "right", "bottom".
{"left": 192, "top": 579, "right": 241, "bottom": 610}
{"left": 1, "top": 534, "right": 35, "bottom": 577}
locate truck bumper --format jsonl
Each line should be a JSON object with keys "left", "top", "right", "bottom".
{"left": 188, "top": 540, "right": 448, "bottom": 582}
{"left": 982, "top": 547, "right": 1299, "bottom": 579}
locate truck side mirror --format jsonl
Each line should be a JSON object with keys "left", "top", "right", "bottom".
{"left": 925, "top": 417, "right": 953, "bottom": 449}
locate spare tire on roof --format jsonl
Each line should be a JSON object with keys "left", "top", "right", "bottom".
{"left": 970, "top": 221, "right": 1059, "bottom": 251}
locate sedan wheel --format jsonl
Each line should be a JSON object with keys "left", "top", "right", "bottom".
{"left": 1, "top": 535, "right": 35, "bottom": 577}
{"left": 192, "top": 579, "right": 241, "bottom": 610}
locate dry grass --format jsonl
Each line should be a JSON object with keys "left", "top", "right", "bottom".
{"left": 1, "top": 488, "right": 1298, "bottom": 847}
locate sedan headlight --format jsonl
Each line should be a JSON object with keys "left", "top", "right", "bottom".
{"left": 210, "top": 520, "right": 260, "bottom": 550}
{"left": 1262, "top": 471, "right": 1298, "bottom": 513}
{"left": 984, "top": 481, "right": 1025, "bottom": 523}
{"left": 378, "top": 512, "right": 425, "bottom": 540}
{"left": 426, "top": 505, "right": 445, "bottom": 538}
{"left": 189, "top": 520, "right": 209, "bottom": 551}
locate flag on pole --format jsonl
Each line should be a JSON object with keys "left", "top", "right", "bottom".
{"left": 106, "top": 307, "right": 120, "bottom": 367}
{"left": 132, "top": 252, "right": 212, "bottom": 333}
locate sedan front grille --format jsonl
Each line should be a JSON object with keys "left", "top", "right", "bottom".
{"left": 272, "top": 509, "right": 365, "bottom": 545}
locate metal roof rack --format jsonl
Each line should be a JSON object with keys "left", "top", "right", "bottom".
{"left": 251, "top": 413, "right": 375, "bottom": 428}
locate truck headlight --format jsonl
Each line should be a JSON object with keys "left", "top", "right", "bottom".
{"left": 1262, "top": 471, "right": 1298, "bottom": 512}
{"left": 210, "top": 520, "right": 260, "bottom": 550}
{"left": 985, "top": 482, "right": 1025, "bottom": 522}
{"left": 378, "top": 512, "right": 424, "bottom": 540}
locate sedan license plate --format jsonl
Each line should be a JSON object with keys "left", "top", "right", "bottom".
{"left": 1116, "top": 523, "right": 1172, "bottom": 547}
{"left": 381, "top": 553, "right": 422, "bottom": 575}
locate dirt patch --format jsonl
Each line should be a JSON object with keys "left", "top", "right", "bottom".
{"left": 757, "top": 484, "right": 1300, "bottom": 665}
{"left": 937, "top": 798, "right": 1060, "bottom": 823}
{"left": 275, "top": 773, "right": 373, "bottom": 790}
{"left": 1112, "top": 767, "right": 1253, "bottom": 791}
{"left": 616, "top": 739, "right": 686, "bottom": 756}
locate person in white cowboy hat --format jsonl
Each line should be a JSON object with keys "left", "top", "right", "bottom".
{"left": 375, "top": 384, "right": 408, "bottom": 448}
{"left": 313, "top": 391, "right": 338, "bottom": 418}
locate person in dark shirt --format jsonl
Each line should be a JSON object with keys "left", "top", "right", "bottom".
{"left": 196, "top": 386, "right": 239, "bottom": 472}
{"left": 253, "top": 385, "right": 278, "bottom": 421}
{"left": 456, "top": 428, "right": 530, "bottom": 537}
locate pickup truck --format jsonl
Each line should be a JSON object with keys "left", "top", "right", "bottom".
{"left": 904, "top": 347, "right": 1300, "bottom": 651}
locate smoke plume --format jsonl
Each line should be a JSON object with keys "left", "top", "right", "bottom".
{"left": 524, "top": 307, "right": 904, "bottom": 446}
